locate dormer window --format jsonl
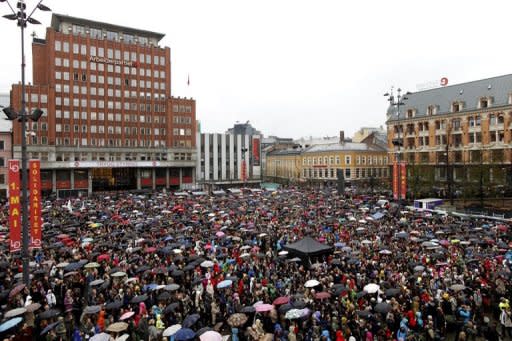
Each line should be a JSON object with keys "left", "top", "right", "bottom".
{"left": 427, "top": 105, "right": 435, "bottom": 116}
{"left": 452, "top": 102, "right": 460, "bottom": 112}
{"left": 406, "top": 109, "right": 414, "bottom": 119}
{"left": 480, "top": 98, "right": 488, "bottom": 108}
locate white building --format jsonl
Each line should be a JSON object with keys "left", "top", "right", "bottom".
{"left": 196, "top": 132, "right": 262, "bottom": 190}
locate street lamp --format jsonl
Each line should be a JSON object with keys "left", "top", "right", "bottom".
{"left": 384, "top": 87, "right": 408, "bottom": 203}
{"left": 1, "top": 0, "right": 51, "bottom": 285}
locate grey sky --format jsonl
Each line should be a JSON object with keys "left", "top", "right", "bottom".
{"left": 0, "top": 0, "right": 511, "bottom": 139}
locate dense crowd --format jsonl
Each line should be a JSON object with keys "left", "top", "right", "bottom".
{"left": 0, "top": 188, "right": 510, "bottom": 341}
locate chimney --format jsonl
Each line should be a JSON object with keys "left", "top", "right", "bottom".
{"left": 339, "top": 130, "right": 345, "bottom": 144}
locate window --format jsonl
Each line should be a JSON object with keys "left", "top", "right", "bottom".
{"left": 452, "top": 103, "right": 460, "bottom": 112}
{"left": 480, "top": 98, "right": 488, "bottom": 108}
{"left": 345, "top": 168, "right": 351, "bottom": 179}
{"left": 55, "top": 41, "right": 61, "bottom": 51}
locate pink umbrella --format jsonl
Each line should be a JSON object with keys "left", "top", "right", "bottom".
{"left": 272, "top": 296, "right": 289, "bottom": 305}
{"left": 314, "top": 292, "right": 331, "bottom": 300}
{"left": 120, "top": 311, "right": 135, "bottom": 320}
{"left": 439, "top": 240, "right": 450, "bottom": 246}
{"left": 255, "top": 304, "right": 274, "bottom": 312}
{"left": 215, "top": 231, "right": 225, "bottom": 238}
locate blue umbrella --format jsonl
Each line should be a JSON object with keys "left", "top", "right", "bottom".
{"left": 0, "top": 317, "right": 23, "bottom": 333}
{"left": 216, "top": 279, "right": 232, "bottom": 289}
{"left": 182, "top": 313, "right": 200, "bottom": 328}
{"left": 174, "top": 328, "right": 196, "bottom": 341}
{"left": 143, "top": 284, "right": 158, "bottom": 292}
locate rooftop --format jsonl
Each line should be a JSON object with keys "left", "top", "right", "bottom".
{"left": 387, "top": 73, "right": 512, "bottom": 121}
{"left": 51, "top": 13, "right": 165, "bottom": 42}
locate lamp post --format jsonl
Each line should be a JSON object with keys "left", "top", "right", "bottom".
{"left": 384, "top": 87, "right": 409, "bottom": 203}
{"left": 1, "top": 0, "right": 50, "bottom": 285}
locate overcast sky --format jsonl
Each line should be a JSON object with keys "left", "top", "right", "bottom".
{"left": 0, "top": 0, "right": 511, "bottom": 139}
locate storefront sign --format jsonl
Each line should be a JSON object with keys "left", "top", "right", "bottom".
{"left": 8, "top": 160, "right": 21, "bottom": 253}
{"left": 29, "top": 160, "right": 42, "bottom": 249}
{"left": 252, "top": 137, "right": 260, "bottom": 166}
{"left": 72, "top": 161, "right": 161, "bottom": 169}
{"left": 89, "top": 56, "right": 137, "bottom": 67}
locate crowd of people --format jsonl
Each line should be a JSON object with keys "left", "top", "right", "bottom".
{"left": 0, "top": 187, "right": 510, "bottom": 341}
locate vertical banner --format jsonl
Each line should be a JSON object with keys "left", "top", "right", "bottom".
{"left": 252, "top": 137, "right": 260, "bottom": 166}
{"left": 400, "top": 162, "right": 407, "bottom": 200}
{"left": 241, "top": 159, "right": 247, "bottom": 183}
{"left": 392, "top": 162, "right": 398, "bottom": 200}
{"left": 8, "top": 160, "right": 21, "bottom": 253}
{"left": 29, "top": 160, "right": 42, "bottom": 249}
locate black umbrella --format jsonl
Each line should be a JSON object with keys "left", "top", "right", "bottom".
{"left": 385, "top": 288, "right": 401, "bottom": 297}
{"left": 163, "top": 302, "right": 180, "bottom": 314}
{"left": 104, "top": 301, "right": 123, "bottom": 310}
{"left": 171, "top": 270, "right": 184, "bottom": 277}
{"left": 40, "top": 321, "right": 61, "bottom": 335}
{"left": 291, "top": 300, "right": 307, "bottom": 309}
{"left": 241, "top": 306, "right": 256, "bottom": 313}
{"left": 182, "top": 313, "right": 200, "bottom": 328}
{"left": 130, "top": 294, "right": 148, "bottom": 304}
{"left": 196, "top": 327, "right": 213, "bottom": 336}
{"left": 278, "top": 303, "right": 293, "bottom": 314}
{"left": 38, "top": 309, "right": 61, "bottom": 320}
{"left": 64, "top": 262, "right": 83, "bottom": 272}
{"left": 158, "top": 292, "right": 171, "bottom": 301}
{"left": 374, "top": 302, "right": 392, "bottom": 314}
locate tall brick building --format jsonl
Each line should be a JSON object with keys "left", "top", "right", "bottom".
{"left": 386, "top": 74, "right": 512, "bottom": 199}
{"left": 9, "top": 14, "right": 196, "bottom": 196}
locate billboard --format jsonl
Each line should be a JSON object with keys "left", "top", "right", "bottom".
{"left": 8, "top": 160, "right": 21, "bottom": 253}
{"left": 252, "top": 137, "right": 260, "bottom": 166}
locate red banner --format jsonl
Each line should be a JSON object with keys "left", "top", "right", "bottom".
{"left": 392, "top": 162, "right": 398, "bottom": 200}
{"left": 400, "top": 162, "right": 407, "bottom": 200}
{"left": 241, "top": 159, "right": 247, "bottom": 182}
{"left": 29, "top": 160, "right": 42, "bottom": 249}
{"left": 252, "top": 138, "right": 260, "bottom": 166}
{"left": 8, "top": 160, "right": 21, "bottom": 253}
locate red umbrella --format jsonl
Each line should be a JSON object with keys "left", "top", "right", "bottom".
{"left": 57, "top": 234, "right": 69, "bottom": 239}
{"left": 314, "top": 292, "right": 331, "bottom": 300}
{"left": 9, "top": 283, "right": 26, "bottom": 298}
{"left": 97, "top": 254, "right": 110, "bottom": 262}
{"left": 272, "top": 296, "right": 290, "bottom": 305}
{"left": 145, "top": 247, "right": 157, "bottom": 253}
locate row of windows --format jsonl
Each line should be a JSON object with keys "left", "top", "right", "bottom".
{"left": 55, "top": 41, "right": 166, "bottom": 66}
{"left": 55, "top": 58, "right": 166, "bottom": 79}
{"left": 172, "top": 105, "right": 193, "bottom": 113}
{"left": 55, "top": 124, "right": 166, "bottom": 136}
{"left": 172, "top": 116, "right": 193, "bottom": 124}
{"left": 54, "top": 84, "right": 166, "bottom": 101}
{"left": 53, "top": 137, "right": 167, "bottom": 148}
{"left": 172, "top": 128, "right": 192, "bottom": 136}
{"left": 55, "top": 111, "right": 167, "bottom": 124}
{"left": 302, "top": 155, "right": 388, "bottom": 166}
{"left": 302, "top": 167, "right": 389, "bottom": 179}
{"left": 70, "top": 25, "right": 152, "bottom": 48}
{"left": 55, "top": 71, "right": 167, "bottom": 90}
{"left": 55, "top": 97, "right": 166, "bottom": 112}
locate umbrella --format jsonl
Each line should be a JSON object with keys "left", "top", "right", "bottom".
{"left": 363, "top": 283, "right": 380, "bottom": 294}
{"left": 9, "top": 283, "right": 25, "bottom": 298}
{"left": 85, "top": 262, "right": 101, "bottom": 269}
{"left": 414, "top": 265, "right": 425, "bottom": 272}
{"left": 40, "top": 321, "right": 61, "bottom": 335}
{"left": 111, "top": 271, "right": 127, "bottom": 278}
{"left": 216, "top": 279, "right": 232, "bottom": 289}
{"left": 0, "top": 317, "right": 23, "bottom": 333}
{"left": 38, "top": 309, "right": 61, "bottom": 320}
{"left": 175, "top": 328, "right": 196, "bottom": 341}
{"left": 163, "top": 303, "right": 180, "bottom": 314}
{"left": 4, "top": 307, "right": 26, "bottom": 318}
{"left": 120, "top": 311, "right": 135, "bottom": 320}
{"left": 158, "top": 291, "right": 171, "bottom": 301}
{"left": 183, "top": 313, "right": 200, "bottom": 328}
{"left": 163, "top": 324, "right": 182, "bottom": 337}
{"left": 90, "top": 333, "right": 111, "bottom": 341}
{"left": 130, "top": 294, "right": 148, "bottom": 304}
{"left": 200, "top": 260, "right": 214, "bottom": 268}
{"left": 56, "top": 262, "right": 69, "bottom": 268}
{"left": 25, "top": 302, "right": 42, "bottom": 313}
{"left": 106, "top": 322, "right": 128, "bottom": 333}
{"left": 272, "top": 296, "right": 289, "bottom": 305}
{"left": 450, "top": 284, "right": 466, "bottom": 292}
{"left": 115, "top": 334, "right": 130, "bottom": 341}
{"left": 304, "top": 279, "right": 320, "bottom": 288}
{"left": 90, "top": 279, "right": 105, "bottom": 286}
{"left": 278, "top": 303, "right": 293, "bottom": 314}
{"left": 83, "top": 305, "right": 101, "bottom": 314}
{"left": 196, "top": 327, "right": 213, "bottom": 336}
{"left": 374, "top": 302, "right": 392, "bottom": 314}
{"left": 227, "top": 313, "right": 248, "bottom": 327}
{"left": 164, "top": 284, "right": 180, "bottom": 291}
{"left": 241, "top": 306, "right": 256, "bottom": 313}
{"left": 285, "top": 309, "right": 302, "bottom": 320}
{"left": 384, "top": 288, "right": 401, "bottom": 297}
{"left": 314, "top": 292, "right": 331, "bottom": 300}
{"left": 200, "top": 331, "right": 222, "bottom": 341}
{"left": 255, "top": 304, "right": 274, "bottom": 312}
{"left": 104, "top": 301, "right": 123, "bottom": 310}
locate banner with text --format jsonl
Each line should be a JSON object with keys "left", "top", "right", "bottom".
{"left": 252, "top": 138, "right": 261, "bottom": 166}
{"left": 400, "top": 162, "right": 407, "bottom": 200}
{"left": 392, "top": 162, "right": 398, "bottom": 200}
{"left": 8, "top": 160, "right": 21, "bottom": 252}
{"left": 29, "top": 160, "right": 42, "bottom": 248}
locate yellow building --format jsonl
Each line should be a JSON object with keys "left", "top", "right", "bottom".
{"left": 265, "top": 132, "right": 389, "bottom": 187}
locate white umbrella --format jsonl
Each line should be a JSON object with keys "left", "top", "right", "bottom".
{"left": 163, "top": 324, "right": 182, "bottom": 337}
{"left": 304, "top": 279, "right": 320, "bottom": 288}
{"left": 200, "top": 331, "right": 222, "bottom": 341}
{"left": 90, "top": 333, "right": 110, "bottom": 341}
{"left": 278, "top": 251, "right": 288, "bottom": 256}
{"left": 115, "top": 334, "right": 129, "bottom": 341}
{"left": 200, "top": 260, "right": 214, "bottom": 268}
{"left": 363, "top": 283, "right": 380, "bottom": 294}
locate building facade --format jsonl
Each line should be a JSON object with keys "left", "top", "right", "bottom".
{"left": 0, "top": 94, "right": 12, "bottom": 198}
{"left": 196, "top": 132, "right": 262, "bottom": 190}
{"left": 386, "top": 74, "right": 512, "bottom": 199}
{"left": 8, "top": 14, "right": 196, "bottom": 196}
{"left": 266, "top": 131, "right": 389, "bottom": 188}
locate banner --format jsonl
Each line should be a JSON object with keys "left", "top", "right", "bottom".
{"left": 392, "top": 162, "right": 398, "bottom": 200}
{"left": 252, "top": 138, "right": 260, "bottom": 166}
{"left": 8, "top": 160, "right": 21, "bottom": 252}
{"left": 400, "top": 162, "right": 407, "bottom": 200}
{"left": 29, "top": 160, "right": 42, "bottom": 248}
{"left": 241, "top": 159, "right": 247, "bottom": 182}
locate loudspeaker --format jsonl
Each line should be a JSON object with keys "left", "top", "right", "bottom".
{"left": 337, "top": 169, "right": 345, "bottom": 193}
